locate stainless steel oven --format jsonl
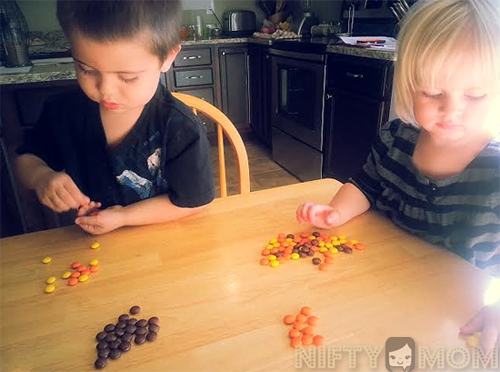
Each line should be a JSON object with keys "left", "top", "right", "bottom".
{"left": 270, "top": 48, "right": 326, "bottom": 181}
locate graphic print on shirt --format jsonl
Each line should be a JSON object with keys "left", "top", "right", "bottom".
{"left": 115, "top": 148, "right": 162, "bottom": 199}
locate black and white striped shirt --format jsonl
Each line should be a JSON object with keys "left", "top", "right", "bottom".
{"left": 350, "top": 120, "right": 500, "bottom": 276}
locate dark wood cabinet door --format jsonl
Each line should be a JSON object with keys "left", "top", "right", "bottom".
{"left": 219, "top": 46, "right": 250, "bottom": 130}
{"left": 323, "top": 90, "right": 386, "bottom": 182}
{"left": 248, "top": 45, "right": 272, "bottom": 147}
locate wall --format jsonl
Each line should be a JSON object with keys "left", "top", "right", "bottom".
{"left": 17, "top": 0, "right": 265, "bottom": 32}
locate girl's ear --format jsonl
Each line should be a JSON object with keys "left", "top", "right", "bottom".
{"left": 160, "top": 44, "right": 181, "bottom": 73}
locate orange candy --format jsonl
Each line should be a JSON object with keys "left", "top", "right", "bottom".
{"left": 289, "top": 328, "right": 301, "bottom": 338}
{"left": 343, "top": 242, "right": 354, "bottom": 248}
{"left": 319, "top": 263, "right": 329, "bottom": 271}
{"left": 89, "top": 265, "right": 100, "bottom": 272}
{"left": 307, "top": 316, "right": 319, "bottom": 326}
{"left": 77, "top": 265, "right": 88, "bottom": 272}
{"left": 71, "top": 271, "right": 81, "bottom": 278}
{"left": 291, "top": 337, "right": 301, "bottom": 348}
{"left": 293, "top": 321, "right": 305, "bottom": 331}
{"left": 278, "top": 233, "right": 286, "bottom": 239}
{"left": 313, "top": 335, "right": 325, "bottom": 346}
{"left": 354, "top": 243, "right": 365, "bottom": 250}
{"left": 296, "top": 314, "right": 307, "bottom": 323}
{"left": 277, "top": 257, "right": 286, "bottom": 263}
{"left": 71, "top": 262, "right": 81, "bottom": 269}
{"left": 80, "top": 269, "right": 91, "bottom": 275}
{"left": 284, "top": 314, "right": 295, "bottom": 325}
{"left": 260, "top": 258, "right": 269, "bottom": 266}
{"left": 293, "top": 237, "right": 301, "bottom": 243}
{"left": 302, "top": 326, "right": 314, "bottom": 335}
{"left": 301, "top": 306, "right": 313, "bottom": 316}
{"left": 262, "top": 249, "right": 270, "bottom": 256}
{"left": 325, "top": 257, "right": 334, "bottom": 264}
{"left": 302, "top": 334, "right": 313, "bottom": 345}
{"left": 300, "top": 232, "right": 309, "bottom": 238}
{"left": 270, "top": 248, "right": 279, "bottom": 254}
{"left": 323, "top": 251, "right": 333, "bottom": 258}
{"left": 67, "top": 278, "right": 78, "bottom": 286}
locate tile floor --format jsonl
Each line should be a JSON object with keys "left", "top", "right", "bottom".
{"left": 211, "top": 137, "right": 301, "bottom": 197}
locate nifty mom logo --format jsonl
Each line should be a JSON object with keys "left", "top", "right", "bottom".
{"left": 295, "top": 337, "right": 499, "bottom": 370}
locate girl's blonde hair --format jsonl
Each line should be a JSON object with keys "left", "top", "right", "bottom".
{"left": 394, "top": 0, "right": 500, "bottom": 124}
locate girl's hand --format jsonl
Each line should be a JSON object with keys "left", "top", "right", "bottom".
{"left": 296, "top": 202, "right": 341, "bottom": 229}
{"left": 74, "top": 205, "right": 125, "bottom": 235}
{"left": 76, "top": 201, "right": 102, "bottom": 217}
{"left": 34, "top": 171, "right": 90, "bottom": 212}
{"left": 460, "top": 303, "right": 500, "bottom": 351}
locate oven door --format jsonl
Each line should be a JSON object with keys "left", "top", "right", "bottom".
{"left": 271, "top": 54, "right": 326, "bottom": 151}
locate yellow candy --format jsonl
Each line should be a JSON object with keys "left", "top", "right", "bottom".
{"left": 266, "top": 244, "right": 274, "bottom": 250}
{"left": 325, "top": 243, "right": 333, "bottom": 249}
{"left": 318, "top": 241, "right": 325, "bottom": 247}
{"left": 89, "top": 259, "right": 99, "bottom": 266}
{"left": 285, "top": 238, "right": 293, "bottom": 243}
{"left": 291, "top": 253, "right": 300, "bottom": 260}
{"left": 339, "top": 239, "right": 348, "bottom": 244}
{"left": 78, "top": 274, "right": 89, "bottom": 282}
{"left": 330, "top": 247, "right": 339, "bottom": 254}
{"left": 268, "top": 255, "right": 277, "bottom": 261}
{"left": 309, "top": 236, "right": 316, "bottom": 240}
{"left": 466, "top": 336, "right": 479, "bottom": 347}
{"left": 90, "top": 242, "right": 100, "bottom": 249}
{"left": 45, "top": 284, "right": 55, "bottom": 293}
{"left": 272, "top": 243, "right": 280, "bottom": 248}
{"left": 61, "top": 271, "right": 71, "bottom": 279}
{"left": 41, "top": 257, "right": 52, "bottom": 264}
{"left": 270, "top": 260, "right": 280, "bottom": 268}
{"left": 319, "top": 247, "right": 328, "bottom": 253}
{"left": 46, "top": 276, "right": 56, "bottom": 284}
{"left": 332, "top": 241, "right": 341, "bottom": 246}
{"left": 350, "top": 239, "right": 359, "bottom": 245}
{"left": 269, "top": 238, "right": 278, "bottom": 244}
{"left": 339, "top": 235, "right": 347, "bottom": 240}
{"left": 330, "top": 236, "right": 338, "bottom": 241}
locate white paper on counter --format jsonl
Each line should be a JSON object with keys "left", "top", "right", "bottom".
{"left": 339, "top": 36, "right": 397, "bottom": 50}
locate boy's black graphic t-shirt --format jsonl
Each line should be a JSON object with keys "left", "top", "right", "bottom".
{"left": 17, "top": 85, "right": 215, "bottom": 209}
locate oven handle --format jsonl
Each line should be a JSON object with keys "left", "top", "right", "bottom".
{"left": 346, "top": 72, "right": 364, "bottom": 80}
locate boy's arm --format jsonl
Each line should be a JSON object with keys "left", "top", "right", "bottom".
{"left": 74, "top": 194, "right": 208, "bottom": 234}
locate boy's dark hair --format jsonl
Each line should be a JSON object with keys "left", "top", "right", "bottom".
{"left": 57, "top": 0, "right": 181, "bottom": 62}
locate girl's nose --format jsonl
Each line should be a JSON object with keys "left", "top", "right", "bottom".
{"left": 440, "top": 94, "right": 464, "bottom": 121}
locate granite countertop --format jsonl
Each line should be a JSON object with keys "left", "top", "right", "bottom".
{"left": 0, "top": 32, "right": 395, "bottom": 86}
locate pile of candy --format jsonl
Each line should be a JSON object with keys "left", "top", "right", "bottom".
{"left": 259, "top": 231, "right": 365, "bottom": 270}
{"left": 284, "top": 306, "right": 325, "bottom": 348}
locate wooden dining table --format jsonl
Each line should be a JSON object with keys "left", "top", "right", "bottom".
{"left": 0, "top": 179, "right": 491, "bottom": 372}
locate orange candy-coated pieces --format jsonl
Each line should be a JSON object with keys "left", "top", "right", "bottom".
{"left": 260, "top": 258, "right": 269, "bottom": 266}
{"left": 71, "top": 271, "right": 81, "bottom": 278}
{"left": 296, "top": 314, "right": 307, "bottom": 323}
{"left": 325, "top": 257, "right": 334, "bottom": 264}
{"left": 293, "top": 321, "right": 305, "bottom": 331}
{"left": 71, "top": 262, "right": 81, "bottom": 269}
{"left": 313, "top": 335, "right": 325, "bottom": 346}
{"left": 284, "top": 306, "right": 325, "bottom": 348}
{"left": 302, "top": 326, "right": 314, "bottom": 335}
{"left": 89, "top": 265, "right": 99, "bottom": 272}
{"left": 319, "top": 263, "right": 329, "bottom": 271}
{"left": 284, "top": 314, "right": 295, "bottom": 325}
{"left": 67, "top": 278, "right": 78, "bottom": 286}
{"left": 291, "top": 337, "right": 301, "bottom": 347}
{"left": 307, "top": 316, "right": 319, "bottom": 326}
{"left": 289, "top": 328, "right": 301, "bottom": 338}
{"left": 301, "top": 334, "right": 313, "bottom": 345}
{"left": 301, "top": 306, "right": 313, "bottom": 316}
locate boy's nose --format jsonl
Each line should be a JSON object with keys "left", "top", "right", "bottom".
{"left": 96, "top": 75, "right": 115, "bottom": 99}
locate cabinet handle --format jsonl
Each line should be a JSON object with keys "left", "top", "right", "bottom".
{"left": 346, "top": 72, "right": 364, "bottom": 79}
{"left": 222, "top": 51, "right": 226, "bottom": 56}
{"left": 326, "top": 93, "right": 333, "bottom": 100}
{"left": 186, "top": 75, "right": 203, "bottom": 79}
{"left": 183, "top": 55, "right": 202, "bottom": 60}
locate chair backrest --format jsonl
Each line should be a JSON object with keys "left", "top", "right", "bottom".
{"left": 172, "top": 92, "right": 250, "bottom": 197}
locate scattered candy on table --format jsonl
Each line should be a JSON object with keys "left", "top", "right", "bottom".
{"left": 284, "top": 306, "right": 326, "bottom": 348}
{"left": 259, "top": 231, "right": 366, "bottom": 271}
{"left": 90, "top": 242, "right": 100, "bottom": 249}
{"left": 41, "top": 257, "right": 52, "bottom": 264}
{"left": 44, "top": 284, "right": 56, "bottom": 294}
{"left": 45, "top": 276, "right": 56, "bottom": 284}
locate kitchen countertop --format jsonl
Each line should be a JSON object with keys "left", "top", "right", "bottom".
{"left": 0, "top": 35, "right": 395, "bottom": 86}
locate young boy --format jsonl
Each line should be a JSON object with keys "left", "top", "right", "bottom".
{"left": 15, "top": 0, "right": 215, "bottom": 235}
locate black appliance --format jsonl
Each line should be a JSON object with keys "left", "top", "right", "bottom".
{"left": 270, "top": 38, "right": 329, "bottom": 181}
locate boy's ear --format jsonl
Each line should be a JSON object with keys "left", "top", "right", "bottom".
{"left": 160, "top": 44, "right": 181, "bottom": 73}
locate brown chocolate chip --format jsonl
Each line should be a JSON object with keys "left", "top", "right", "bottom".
{"left": 307, "top": 250, "right": 314, "bottom": 256}
{"left": 96, "top": 341, "right": 108, "bottom": 350}
{"left": 109, "top": 349, "right": 121, "bottom": 360}
{"left": 312, "top": 258, "right": 321, "bottom": 265}
{"left": 311, "top": 239, "right": 319, "bottom": 246}
{"left": 104, "top": 324, "right": 115, "bottom": 333}
{"left": 135, "top": 335, "right": 146, "bottom": 345}
{"left": 129, "top": 306, "right": 141, "bottom": 315}
{"left": 292, "top": 248, "right": 300, "bottom": 253}
{"left": 286, "top": 234, "right": 294, "bottom": 239}
{"left": 148, "top": 317, "right": 159, "bottom": 325}
{"left": 344, "top": 247, "right": 353, "bottom": 254}
{"left": 337, "top": 245, "right": 344, "bottom": 252}
{"left": 148, "top": 323, "right": 160, "bottom": 332}
{"left": 299, "top": 251, "right": 308, "bottom": 258}
{"left": 119, "top": 341, "right": 131, "bottom": 352}
{"left": 127, "top": 318, "right": 137, "bottom": 326}
{"left": 114, "top": 328, "right": 125, "bottom": 337}
{"left": 274, "top": 251, "right": 283, "bottom": 257}
{"left": 96, "top": 332, "right": 107, "bottom": 342}
{"left": 118, "top": 314, "right": 129, "bottom": 322}
{"left": 97, "top": 348, "right": 110, "bottom": 359}
{"left": 121, "top": 333, "right": 133, "bottom": 343}
{"left": 312, "top": 231, "right": 321, "bottom": 237}
{"left": 136, "top": 319, "right": 148, "bottom": 328}
{"left": 303, "top": 243, "right": 312, "bottom": 249}
{"left": 108, "top": 340, "right": 121, "bottom": 350}
{"left": 301, "top": 246, "right": 310, "bottom": 253}
{"left": 125, "top": 325, "right": 137, "bottom": 334}
{"left": 135, "top": 327, "right": 147, "bottom": 336}
{"left": 146, "top": 331, "right": 158, "bottom": 342}
{"left": 95, "top": 357, "right": 107, "bottom": 369}
{"left": 104, "top": 334, "right": 117, "bottom": 343}
{"left": 115, "top": 321, "right": 127, "bottom": 329}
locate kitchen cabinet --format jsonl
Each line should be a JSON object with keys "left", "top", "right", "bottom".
{"left": 248, "top": 44, "right": 272, "bottom": 147}
{"left": 323, "top": 54, "right": 393, "bottom": 182}
{"left": 219, "top": 46, "right": 250, "bottom": 131}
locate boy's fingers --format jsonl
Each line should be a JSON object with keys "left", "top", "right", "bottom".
{"left": 460, "top": 312, "right": 483, "bottom": 335}
{"left": 75, "top": 216, "right": 98, "bottom": 226}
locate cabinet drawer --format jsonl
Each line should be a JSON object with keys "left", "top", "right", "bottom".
{"left": 174, "top": 48, "right": 211, "bottom": 67}
{"left": 174, "top": 69, "right": 213, "bottom": 87}
{"left": 179, "top": 87, "right": 214, "bottom": 104}
{"left": 329, "top": 57, "right": 392, "bottom": 99}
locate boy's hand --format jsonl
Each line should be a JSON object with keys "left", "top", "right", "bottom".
{"left": 460, "top": 303, "right": 500, "bottom": 352}
{"left": 75, "top": 205, "right": 125, "bottom": 235}
{"left": 77, "top": 201, "right": 102, "bottom": 217}
{"left": 296, "top": 202, "right": 341, "bottom": 229}
{"left": 35, "top": 170, "right": 90, "bottom": 212}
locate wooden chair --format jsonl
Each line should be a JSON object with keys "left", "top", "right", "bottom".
{"left": 172, "top": 92, "right": 250, "bottom": 197}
